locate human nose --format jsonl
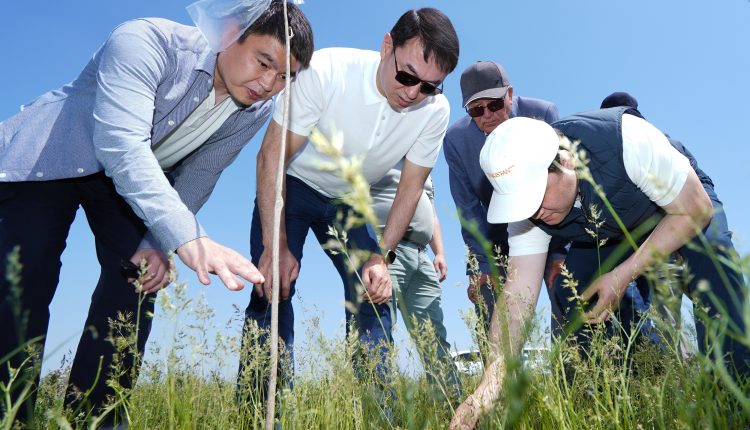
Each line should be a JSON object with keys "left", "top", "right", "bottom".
{"left": 404, "top": 84, "right": 420, "bottom": 100}
{"left": 482, "top": 105, "right": 495, "bottom": 119}
{"left": 259, "top": 70, "right": 276, "bottom": 92}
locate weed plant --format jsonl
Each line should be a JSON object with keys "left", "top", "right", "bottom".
{"left": 2, "top": 240, "right": 747, "bottom": 429}
{"left": 10, "top": 250, "right": 750, "bottom": 427}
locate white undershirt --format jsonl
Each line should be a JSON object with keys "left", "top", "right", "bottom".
{"left": 152, "top": 89, "right": 241, "bottom": 169}
{"left": 508, "top": 114, "right": 691, "bottom": 256}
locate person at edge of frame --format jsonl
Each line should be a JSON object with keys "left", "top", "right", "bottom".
{"left": 0, "top": 0, "right": 313, "bottom": 427}
{"left": 450, "top": 110, "right": 749, "bottom": 429}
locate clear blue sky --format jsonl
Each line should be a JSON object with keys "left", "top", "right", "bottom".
{"left": 2, "top": 0, "right": 749, "bottom": 376}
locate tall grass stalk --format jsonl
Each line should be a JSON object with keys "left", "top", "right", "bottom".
{"left": 264, "top": 1, "right": 294, "bottom": 428}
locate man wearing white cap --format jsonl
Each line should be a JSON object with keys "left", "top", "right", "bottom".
{"left": 450, "top": 108, "right": 749, "bottom": 429}
{"left": 443, "top": 61, "right": 564, "bottom": 341}
{"left": 0, "top": 1, "right": 313, "bottom": 425}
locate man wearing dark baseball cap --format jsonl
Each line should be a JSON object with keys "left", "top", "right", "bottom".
{"left": 443, "top": 60, "right": 564, "bottom": 342}
{"left": 460, "top": 61, "right": 511, "bottom": 106}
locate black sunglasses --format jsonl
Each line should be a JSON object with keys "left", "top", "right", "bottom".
{"left": 466, "top": 98, "right": 505, "bottom": 118}
{"left": 393, "top": 52, "right": 443, "bottom": 96}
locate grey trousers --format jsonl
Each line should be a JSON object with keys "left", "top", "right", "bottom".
{"left": 390, "top": 240, "right": 460, "bottom": 395}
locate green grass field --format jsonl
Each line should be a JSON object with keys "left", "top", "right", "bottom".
{"left": 4, "top": 269, "right": 749, "bottom": 429}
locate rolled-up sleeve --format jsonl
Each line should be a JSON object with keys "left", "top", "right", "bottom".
{"left": 508, "top": 220, "right": 552, "bottom": 257}
{"left": 621, "top": 114, "right": 690, "bottom": 207}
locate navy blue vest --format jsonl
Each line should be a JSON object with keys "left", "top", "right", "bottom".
{"left": 534, "top": 107, "right": 663, "bottom": 244}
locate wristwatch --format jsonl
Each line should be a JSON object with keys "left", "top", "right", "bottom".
{"left": 384, "top": 249, "right": 397, "bottom": 265}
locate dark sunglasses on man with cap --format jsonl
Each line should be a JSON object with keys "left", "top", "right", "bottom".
{"left": 466, "top": 98, "right": 505, "bottom": 118}
{"left": 393, "top": 50, "right": 443, "bottom": 96}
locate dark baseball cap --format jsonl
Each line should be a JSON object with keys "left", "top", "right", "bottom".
{"left": 460, "top": 61, "right": 510, "bottom": 107}
{"left": 600, "top": 91, "right": 639, "bottom": 109}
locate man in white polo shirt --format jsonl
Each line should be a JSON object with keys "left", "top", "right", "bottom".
{"left": 239, "top": 8, "right": 459, "bottom": 397}
{"left": 450, "top": 109, "right": 749, "bottom": 429}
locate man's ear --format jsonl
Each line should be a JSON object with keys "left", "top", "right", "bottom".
{"left": 380, "top": 33, "right": 393, "bottom": 59}
{"left": 506, "top": 86, "right": 514, "bottom": 110}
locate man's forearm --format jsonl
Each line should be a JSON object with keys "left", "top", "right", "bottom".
{"left": 614, "top": 172, "right": 712, "bottom": 287}
{"left": 256, "top": 122, "right": 288, "bottom": 248}
{"left": 382, "top": 161, "right": 431, "bottom": 251}
{"left": 487, "top": 259, "right": 544, "bottom": 358}
{"left": 429, "top": 206, "right": 445, "bottom": 256}
{"left": 616, "top": 212, "right": 709, "bottom": 287}
{"left": 382, "top": 190, "right": 420, "bottom": 251}
{"left": 471, "top": 254, "right": 546, "bottom": 409}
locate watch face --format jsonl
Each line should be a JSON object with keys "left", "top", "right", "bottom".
{"left": 386, "top": 249, "right": 397, "bottom": 264}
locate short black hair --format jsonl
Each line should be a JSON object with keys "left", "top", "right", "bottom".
{"left": 390, "top": 8, "right": 459, "bottom": 75}
{"left": 239, "top": 0, "right": 314, "bottom": 69}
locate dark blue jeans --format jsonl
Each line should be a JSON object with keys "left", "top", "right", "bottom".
{"left": 0, "top": 174, "right": 153, "bottom": 425}
{"left": 554, "top": 198, "right": 748, "bottom": 376}
{"left": 239, "top": 175, "right": 394, "bottom": 401}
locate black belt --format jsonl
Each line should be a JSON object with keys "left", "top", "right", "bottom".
{"left": 401, "top": 232, "right": 427, "bottom": 251}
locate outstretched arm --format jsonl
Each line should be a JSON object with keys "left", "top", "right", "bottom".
{"left": 581, "top": 169, "right": 712, "bottom": 322}
{"left": 361, "top": 160, "right": 432, "bottom": 305}
{"left": 450, "top": 252, "right": 547, "bottom": 429}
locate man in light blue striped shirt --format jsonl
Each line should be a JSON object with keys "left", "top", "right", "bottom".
{"left": 0, "top": 1, "right": 313, "bottom": 425}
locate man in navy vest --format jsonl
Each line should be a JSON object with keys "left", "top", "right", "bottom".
{"left": 450, "top": 110, "right": 748, "bottom": 429}
{"left": 600, "top": 91, "right": 727, "bottom": 358}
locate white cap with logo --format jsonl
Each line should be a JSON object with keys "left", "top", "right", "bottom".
{"left": 479, "top": 117, "right": 559, "bottom": 224}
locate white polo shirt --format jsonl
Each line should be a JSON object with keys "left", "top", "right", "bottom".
{"left": 508, "top": 114, "right": 692, "bottom": 256}
{"left": 273, "top": 47, "right": 450, "bottom": 198}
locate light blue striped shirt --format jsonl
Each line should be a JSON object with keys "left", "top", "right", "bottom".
{"left": 0, "top": 18, "right": 271, "bottom": 251}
